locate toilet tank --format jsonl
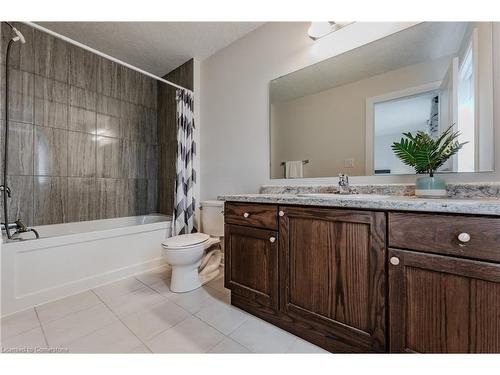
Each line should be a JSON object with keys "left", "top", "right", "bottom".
{"left": 200, "top": 200, "right": 224, "bottom": 237}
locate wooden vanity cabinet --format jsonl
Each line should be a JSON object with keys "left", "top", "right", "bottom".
{"left": 388, "top": 212, "right": 500, "bottom": 353}
{"left": 278, "top": 206, "right": 387, "bottom": 352}
{"left": 224, "top": 202, "right": 387, "bottom": 353}
{"left": 224, "top": 202, "right": 500, "bottom": 353}
{"left": 224, "top": 203, "right": 279, "bottom": 313}
{"left": 388, "top": 248, "right": 500, "bottom": 353}
{"left": 224, "top": 224, "right": 279, "bottom": 312}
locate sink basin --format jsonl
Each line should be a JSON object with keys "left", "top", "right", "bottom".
{"left": 297, "top": 193, "right": 391, "bottom": 199}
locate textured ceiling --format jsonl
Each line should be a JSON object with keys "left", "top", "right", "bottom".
{"left": 271, "top": 22, "right": 469, "bottom": 103}
{"left": 36, "top": 22, "right": 264, "bottom": 76}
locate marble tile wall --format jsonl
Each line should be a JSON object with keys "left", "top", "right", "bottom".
{"left": 1, "top": 22, "right": 159, "bottom": 226}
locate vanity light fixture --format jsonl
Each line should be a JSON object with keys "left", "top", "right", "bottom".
{"left": 307, "top": 21, "right": 353, "bottom": 40}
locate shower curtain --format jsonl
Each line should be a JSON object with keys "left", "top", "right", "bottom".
{"left": 428, "top": 95, "right": 439, "bottom": 138}
{"left": 172, "top": 89, "right": 196, "bottom": 235}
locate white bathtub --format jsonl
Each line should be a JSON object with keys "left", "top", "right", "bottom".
{"left": 1, "top": 215, "right": 171, "bottom": 316}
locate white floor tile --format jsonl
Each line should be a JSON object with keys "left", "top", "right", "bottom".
{"left": 229, "top": 317, "right": 297, "bottom": 353}
{"left": 0, "top": 308, "right": 40, "bottom": 340}
{"left": 205, "top": 271, "right": 229, "bottom": 295}
{"left": 1, "top": 268, "right": 329, "bottom": 354}
{"left": 104, "top": 286, "right": 166, "bottom": 318}
{"left": 195, "top": 299, "right": 249, "bottom": 335}
{"left": 148, "top": 278, "right": 174, "bottom": 298}
{"left": 67, "top": 321, "right": 144, "bottom": 353}
{"left": 208, "top": 337, "right": 250, "bottom": 353}
{"left": 146, "top": 316, "right": 225, "bottom": 353}
{"left": 1, "top": 326, "right": 46, "bottom": 352}
{"left": 121, "top": 299, "right": 190, "bottom": 341}
{"left": 129, "top": 344, "right": 152, "bottom": 353}
{"left": 42, "top": 304, "right": 117, "bottom": 347}
{"left": 93, "top": 277, "right": 145, "bottom": 304}
{"left": 36, "top": 291, "right": 102, "bottom": 324}
{"left": 286, "top": 338, "right": 330, "bottom": 353}
{"left": 135, "top": 266, "right": 171, "bottom": 287}
{"left": 167, "top": 287, "right": 227, "bottom": 314}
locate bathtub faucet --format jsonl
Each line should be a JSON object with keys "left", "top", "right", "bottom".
{"left": 12, "top": 219, "right": 40, "bottom": 240}
{"left": 1, "top": 219, "right": 40, "bottom": 240}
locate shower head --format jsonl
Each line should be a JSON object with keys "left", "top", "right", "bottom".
{"left": 11, "top": 27, "right": 26, "bottom": 44}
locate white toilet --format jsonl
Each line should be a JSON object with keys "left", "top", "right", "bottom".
{"left": 161, "top": 200, "right": 224, "bottom": 293}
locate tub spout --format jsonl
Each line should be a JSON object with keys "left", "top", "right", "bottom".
{"left": 29, "top": 228, "right": 40, "bottom": 239}
{"left": 9, "top": 219, "right": 40, "bottom": 240}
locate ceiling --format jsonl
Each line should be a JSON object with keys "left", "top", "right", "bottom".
{"left": 36, "top": 22, "right": 264, "bottom": 76}
{"left": 270, "top": 22, "right": 469, "bottom": 103}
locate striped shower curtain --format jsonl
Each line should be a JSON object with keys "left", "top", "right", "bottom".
{"left": 428, "top": 95, "right": 439, "bottom": 138}
{"left": 173, "top": 89, "right": 196, "bottom": 235}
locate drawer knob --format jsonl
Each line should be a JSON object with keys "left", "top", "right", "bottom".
{"left": 269, "top": 237, "right": 276, "bottom": 243}
{"left": 390, "top": 257, "right": 400, "bottom": 266}
{"left": 279, "top": 210, "right": 285, "bottom": 217}
{"left": 458, "top": 233, "right": 471, "bottom": 243}
{"left": 243, "top": 212, "right": 250, "bottom": 218}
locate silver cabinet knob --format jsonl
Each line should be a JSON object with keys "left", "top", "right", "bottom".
{"left": 269, "top": 237, "right": 276, "bottom": 243}
{"left": 458, "top": 233, "right": 471, "bottom": 243}
{"left": 279, "top": 210, "right": 285, "bottom": 217}
{"left": 243, "top": 212, "right": 250, "bottom": 218}
{"left": 390, "top": 257, "right": 400, "bottom": 266}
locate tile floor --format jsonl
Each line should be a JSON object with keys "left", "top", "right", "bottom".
{"left": 1, "top": 266, "right": 328, "bottom": 354}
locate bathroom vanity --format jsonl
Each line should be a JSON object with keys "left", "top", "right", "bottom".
{"left": 221, "top": 191, "right": 500, "bottom": 353}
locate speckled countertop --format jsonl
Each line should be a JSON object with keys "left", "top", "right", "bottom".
{"left": 218, "top": 183, "right": 500, "bottom": 216}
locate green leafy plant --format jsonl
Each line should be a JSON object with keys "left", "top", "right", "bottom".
{"left": 391, "top": 125, "right": 468, "bottom": 177}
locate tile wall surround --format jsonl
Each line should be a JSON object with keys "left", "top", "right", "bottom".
{"left": 1, "top": 22, "right": 159, "bottom": 226}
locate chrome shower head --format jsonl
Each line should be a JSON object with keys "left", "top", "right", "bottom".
{"left": 11, "top": 27, "right": 25, "bottom": 44}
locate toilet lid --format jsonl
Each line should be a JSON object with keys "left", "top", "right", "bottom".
{"left": 162, "top": 233, "right": 210, "bottom": 248}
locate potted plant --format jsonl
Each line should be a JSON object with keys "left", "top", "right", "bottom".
{"left": 391, "top": 125, "right": 467, "bottom": 198}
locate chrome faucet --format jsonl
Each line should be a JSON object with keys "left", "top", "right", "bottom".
{"left": 339, "top": 173, "right": 349, "bottom": 188}
{"left": 1, "top": 219, "right": 40, "bottom": 240}
{"left": 338, "top": 173, "right": 357, "bottom": 195}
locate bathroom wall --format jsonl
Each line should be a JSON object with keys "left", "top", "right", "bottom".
{"left": 0, "top": 22, "right": 159, "bottom": 226}
{"left": 157, "top": 59, "right": 194, "bottom": 216}
{"left": 200, "top": 22, "right": 500, "bottom": 199}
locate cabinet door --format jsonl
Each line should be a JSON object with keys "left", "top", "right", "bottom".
{"left": 389, "top": 248, "right": 500, "bottom": 353}
{"left": 279, "top": 206, "right": 387, "bottom": 352}
{"left": 224, "top": 224, "right": 278, "bottom": 310}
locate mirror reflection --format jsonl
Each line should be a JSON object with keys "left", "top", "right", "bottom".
{"left": 270, "top": 22, "right": 495, "bottom": 179}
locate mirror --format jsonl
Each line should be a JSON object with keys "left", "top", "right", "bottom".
{"left": 270, "top": 22, "right": 495, "bottom": 179}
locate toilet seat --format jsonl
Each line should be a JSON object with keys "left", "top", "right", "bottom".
{"left": 162, "top": 233, "right": 210, "bottom": 250}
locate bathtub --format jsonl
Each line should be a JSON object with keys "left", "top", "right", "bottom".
{"left": 1, "top": 215, "right": 171, "bottom": 316}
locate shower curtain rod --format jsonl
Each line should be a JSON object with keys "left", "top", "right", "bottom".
{"left": 24, "top": 22, "right": 193, "bottom": 93}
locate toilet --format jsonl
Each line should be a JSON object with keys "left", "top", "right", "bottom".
{"left": 161, "top": 200, "right": 224, "bottom": 293}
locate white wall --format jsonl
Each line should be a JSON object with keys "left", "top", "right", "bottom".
{"left": 200, "top": 22, "right": 500, "bottom": 199}
{"left": 193, "top": 59, "right": 202, "bottom": 225}
{"left": 374, "top": 133, "right": 415, "bottom": 175}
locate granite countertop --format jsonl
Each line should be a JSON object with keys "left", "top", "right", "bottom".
{"left": 218, "top": 189, "right": 500, "bottom": 216}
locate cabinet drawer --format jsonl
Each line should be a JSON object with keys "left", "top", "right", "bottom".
{"left": 389, "top": 212, "right": 500, "bottom": 262}
{"left": 225, "top": 202, "right": 278, "bottom": 230}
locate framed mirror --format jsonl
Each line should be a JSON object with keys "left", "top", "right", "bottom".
{"left": 269, "top": 22, "right": 495, "bottom": 179}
